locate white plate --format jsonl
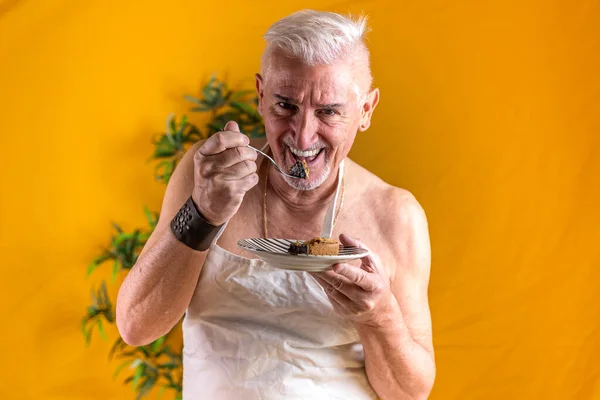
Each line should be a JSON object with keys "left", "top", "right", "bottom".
{"left": 237, "top": 238, "right": 369, "bottom": 272}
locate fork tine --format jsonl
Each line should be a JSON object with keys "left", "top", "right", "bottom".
{"left": 248, "top": 145, "right": 300, "bottom": 179}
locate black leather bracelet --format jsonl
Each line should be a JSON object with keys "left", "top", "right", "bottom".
{"left": 170, "top": 196, "right": 224, "bottom": 251}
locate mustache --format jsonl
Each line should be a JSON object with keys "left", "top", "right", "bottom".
{"left": 282, "top": 137, "right": 328, "bottom": 151}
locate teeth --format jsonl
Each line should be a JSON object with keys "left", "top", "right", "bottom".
{"left": 289, "top": 146, "right": 321, "bottom": 157}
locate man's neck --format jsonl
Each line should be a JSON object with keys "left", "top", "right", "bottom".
{"left": 266, "top": 163, "right": 340, "bottom": 215}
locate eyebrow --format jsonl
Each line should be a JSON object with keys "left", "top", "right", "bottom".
{"left": 273, "top": 94, "right": 344, "bottom": 109}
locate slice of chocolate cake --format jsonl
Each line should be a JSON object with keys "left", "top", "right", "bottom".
{"left": 289, "top": 160, "right": 309, "bottom": 179}
{"left": 287, "top": 237, "right": 339, "bottom": 256}
{"left": 287, "top": 241, "right": 308, "bottom": 255}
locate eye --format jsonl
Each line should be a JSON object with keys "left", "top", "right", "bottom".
{"left": 319, "top": 108, "right": 338, "bottom": 116}
{"left": 277, "top": 102, "right": 295, "bottom": 110}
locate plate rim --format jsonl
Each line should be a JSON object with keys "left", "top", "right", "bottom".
{"left": 236, "top": 237, "right": 369, "bottom": 260}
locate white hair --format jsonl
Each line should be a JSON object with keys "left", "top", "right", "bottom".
{"left": 261, "top": 9, "right": 371, "bottom": 70}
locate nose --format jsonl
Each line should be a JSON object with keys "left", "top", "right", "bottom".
{"left": 293, "top": 110, "right": 319, "bottom": 150}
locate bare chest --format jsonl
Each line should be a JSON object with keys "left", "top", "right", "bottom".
{"left": 215, "top": 193, "right": 395, "bottom": 279}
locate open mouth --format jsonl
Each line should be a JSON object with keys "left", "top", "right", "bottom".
{"left": 286, "top": 145, "right": 325, "bottom": 165}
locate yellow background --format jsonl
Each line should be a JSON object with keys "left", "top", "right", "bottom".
{"left": 1, "top": 0, "right": 599, "bottom": 399}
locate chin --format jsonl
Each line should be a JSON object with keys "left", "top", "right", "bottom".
{"left": 284, "top": 163, "right": 332, "bottom": 191}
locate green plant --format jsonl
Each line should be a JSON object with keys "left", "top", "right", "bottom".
{"left": 82, "top": 74, "right": 264, "bottom": 399}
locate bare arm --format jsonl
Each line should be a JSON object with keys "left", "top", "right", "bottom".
{"left": 116, "top": 141, "right": 207, "bottom": 346}
{"left": 313, "top": 190, "right": 435, "bottom": 399}
{"left": 116, "top": 121, "right": 259, "bottom": 346}
{"left": 357, "top": 192, "right": 435, "bottom": 399}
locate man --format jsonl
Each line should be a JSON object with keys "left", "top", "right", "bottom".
{"left": 116, "top": 9, "right": 435, "bottom": 400}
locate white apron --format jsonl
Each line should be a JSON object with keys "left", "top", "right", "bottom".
{"left": 181, "top": 148, "right": 379, "bottom": 400}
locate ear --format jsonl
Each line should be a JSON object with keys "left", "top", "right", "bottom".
{"left": 255, "top": 73, "right": 265, "bottom": 116}
{"left": 358, "top": 88, "right": 380, "bottom": 132}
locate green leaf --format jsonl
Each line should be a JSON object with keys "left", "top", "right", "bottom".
{"left": 110, "top": 337, "right": 126, "bottom": 359}
{"left": 190, "top": 105, "right": 213, "bottom": 112}
{"left": 169, "top": 116, "right": 177, "bottom": 138}
{"left": 138, "top": 232, "right": 151, "bottom": 242}
{"left": 113, "top": 232, "right": 135, "bottom": 246}
{"left": 143, "top": 206, "right": 158, "bottom": 229}
{"left": 154, "top": 160, "right": 175, "bottom": 184}
{"left": 177, "top": 115, "right": 188, "bottom": 138}
{"left": 152, "top": 146, "right": 177, "bottom": 159}
{"left": 116, "top": 350, "right": 140, "bottom": 358}
{"left": 152, "top": 132, "right": 174, "bottom": 146}
{"left": 111, "top": 259, "right": 120, "bottom": 283}
{"left": 183, "top": 94, "right": 204, "bottom": 105}
{"left": 207, "top": 122, "right": 225, "bottom": 133}
{"left": 230, "top": 100, "right": 261, "bottom": 120}
{"left": 132, "top": 363, "right": 145, "bottom": 389}
{"left": 213, "top": 111, "right": 238, "bottom": 124}
{"left": 200, "top": 76, "right": 228, "bottom": 109}
{"left": 185, "top": 125, "right": 203, "bottom": 141}
{"left": 151, "top": 336, "right": 165, "bottom": 353}
{"left": 97, "top": 319, "right": 107, "bottom": 341}
{"left": 157, "top": 362, "right": 178, "bottom": 370}
{"left": 162, "top": 373, "right": 175, "bottom": 386}
{"left": 89, "top": 287, "right": 97, "bottom": 304}
{"left": 230, "top": 90, "right": 255, "bottom": 100}
{"left": 86, "top": 262, "right": 100, "bottom": 278}
{"left": 137, "top": 346, "right": 150, "bottom": 358}
{"left": 85, "top": 326, "right": 94, "bottom": 346}
{"left": 86, "top": 252, "right": 112, "bottom": 277}
{"left": 125, "top": 230, "right": 139, "bottom": 255}
{"left": 98, "top": 281, "right": 111, "bottom": 306}
{"left": 87, "top": 305, "right": 99, "bottom": 318}
{"left": 111, "top": 222, "right": 123, "bottom": 234}
{"left": 113, "top": 359, "right": 132, "bottom": 380}
{"left": 104, "top": 308, "right": 115, "bottom": 323}
{"left": 164, "top": 383, "right": 180, "bottom": 389}
{"left": 202, "top": 83, "right": 217, "bottom": 103}
{"left": 137, "top": 377, "right": 156, "bottom": 400}
{"left": 81, "top": 318, "right": 88, "bottom": 337}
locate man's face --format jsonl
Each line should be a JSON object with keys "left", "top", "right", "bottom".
{"left": 256, "top": 50, "right": 378, "bottom": 190}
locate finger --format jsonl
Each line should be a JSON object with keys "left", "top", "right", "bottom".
{"left": 200, "top": 129, "right": 249, "bottom": 155}
{"left": 332, "top": 263, "right": 379, "bottom": 292}
{"left": 218, "top": 160, "right": 257, "bottom": 181}
{"left": 223, "top": 120, "right": 240, "bottom": 132}
{"left": 327, "top": 287, "right": 356, "bottom": 312}
{"left": 312, "top": 274, "right": 354, "bottom": 311}
{"left": 232, "top": 172, "right": 259, "bottom": 193}
{"left": 209, "top": 147, "right": 257, "bottom": 169}
{"left": 339, "top": 233, "right": 378, "bottom": 273}
{"left": 316, "top": 270, "right": 360, "bottom": 299}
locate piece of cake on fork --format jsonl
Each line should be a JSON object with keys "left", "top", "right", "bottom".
{"left": 289, "top": 160, "right": 310, "bottom": 179}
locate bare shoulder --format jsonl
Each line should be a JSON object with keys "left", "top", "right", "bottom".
{"left": 346, "top": 158, "right": 428, "bottom": 229}
{"left": 346, "top": 159, "right": 431, "bottom": 283}
{"left": 385, "top": 186, "right": 431, "bottom": 280}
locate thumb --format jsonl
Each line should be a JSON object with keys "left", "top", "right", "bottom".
{"left": 224, "top": 120, "right": 240, "bottom": 132}
{"left": 339, "top": 233, "right": 377, "bottom": 273}
{"left": 339, "top": 233, "right": 370, "bottom": 251}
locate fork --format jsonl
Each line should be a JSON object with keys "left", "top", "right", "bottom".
{"left": 248, "top": 145, "right": 302, "bottom": 179}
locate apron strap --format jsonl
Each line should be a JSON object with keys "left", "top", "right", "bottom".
{"left": 320, "top": 159, "right": 344, "bottom": 238}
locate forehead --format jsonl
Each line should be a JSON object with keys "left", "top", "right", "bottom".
{"left": 264, "top": 52, "right": 360, "bottom": 101}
